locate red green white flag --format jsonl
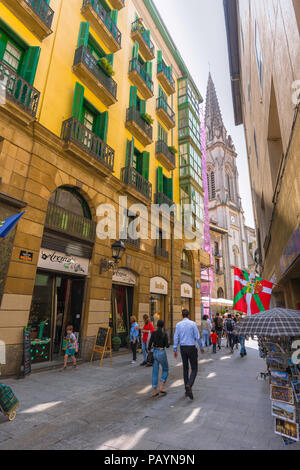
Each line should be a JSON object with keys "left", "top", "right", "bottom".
{"left": 233, "top": 267, "right": 274, "bottom": 316}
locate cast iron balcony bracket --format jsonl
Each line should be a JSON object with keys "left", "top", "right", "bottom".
{"left": 0, "top": 61, "right": 40, "bottom": 117}
{"left": 61, "top": 117, "right": 115, "bottom": 172}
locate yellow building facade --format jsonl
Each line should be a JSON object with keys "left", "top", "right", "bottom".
{"left": 0, "top": 0, "right": 209, "bottom": 376}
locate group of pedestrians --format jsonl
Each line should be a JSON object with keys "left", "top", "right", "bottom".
{"left": 129, "top": 309, "right": 248, "bottom": 400}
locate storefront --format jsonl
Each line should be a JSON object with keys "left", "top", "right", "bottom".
{"left": 111, "top": 268, "right": 136, "bottom": 346}
{"left": 181, "top": 283, "right": 193, "bottom": 312}
{"left": 28, "top": 248, "right": 89, "bottom": 364}
{"left": 149, "top": 277, "right": 168, "bottom": 328}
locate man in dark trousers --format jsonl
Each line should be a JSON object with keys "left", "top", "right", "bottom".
{"left": 213, "top": 312, "right": 224, "bottom": 350}
{"left": 173, "top": 310, "right": 205, "bottom": 400}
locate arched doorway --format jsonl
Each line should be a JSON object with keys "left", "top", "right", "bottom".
{"left": 181, "top": 250, "right": 194, "bottom": 315}
{"left": 28, "top": 187, "right": 96, "bottom": 364}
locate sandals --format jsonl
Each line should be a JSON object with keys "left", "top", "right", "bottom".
{"left": 152, "top": 393, "right": 160, "bottom": 398}
{"left": 159, "top": 391, "right": 167, "bottom": 396}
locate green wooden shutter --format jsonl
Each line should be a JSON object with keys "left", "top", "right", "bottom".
{"left": 95, "top": 111, "right": 109, "bottom": 142}
{"left": 157, "top": 50, "right": 162, "bottom": 64}
{"left": 132, "top": 40, "right": 139, "bottom": 59}
{"left": 167, "top": 178, "right": 173, "bottom": 201}
{"left": 110, "top": 10, "right": 118, "bottom": 25}
{"left": 142, "top": 151, "right": 150, "bottom": 180}
{"left": 146, "top": 61, "right": 152, "bottom": 78}
{"left": 126, "top": 138, "right": 134, "bottom": 167}
{"left": 157, "top": 166, "right": 163, "bottom": 193}
{"left": 139, "top": 99, "right": 146, "bottom": 115}
{"left": 0, "top": 33, "right": 6, "bottom": 61}
{"left": 72, "top": 82, "right": 84, "bottom": 121}
{"left": 77, "top": 22, "right": 89, "bottom": 48}
{"left": 129, "top": 86, "right": 137, "bottom": 108}
{"left": 20, "top": 47, "right": 41, "bottom": 85}
{"left": 106, "top": 53, "right": 114, "bottom": 66}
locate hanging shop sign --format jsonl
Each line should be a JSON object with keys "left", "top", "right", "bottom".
{"left": 150, "top": 277, "right": 168, "bottom": 295}
{"left": 280, "top": 226, "right": 300, "bottom": 276}
{"left": 112, "top": 268, "right": 136, "bottom": 285}
{"left": 37, "top": 249, "right": 89, "bottom": 275}
{"left": 181, "top": 283, "right": 193, "bottom": 299}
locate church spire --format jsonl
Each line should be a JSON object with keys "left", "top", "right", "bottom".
{"left": 205, "top": 72, "right": 224, "bottom": 131}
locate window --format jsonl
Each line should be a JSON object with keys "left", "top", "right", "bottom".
{"left": 158, "top": 123, "right": 168, "bottom": 144}
{"left": 49, "top": 187, "right": 91, "bottom": 219}
{"left": 267, "top": 80, "right": 284, "bottom": 190}
{"left": 207, "top": 171, "right": 215, "bottom": 200}
{"left": 214, "top": 242, "right": 219, "bottom": 255}
{"left": 217, "top": 288, "right": 224, "bottom": 298}
{"left": 254, "top": 129, "right": 259, "bottom": 167}
{"left": 255, "top": 21, "right": 263, "bottom": 91}
{"left": 0, "top": 30, "right": 24, "bottom": 73}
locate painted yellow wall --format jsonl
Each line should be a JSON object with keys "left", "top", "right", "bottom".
{"left": 0, "top": 0, "right": 181, "bottom": 206}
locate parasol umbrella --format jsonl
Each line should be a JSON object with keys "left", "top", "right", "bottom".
{"left": 233, "top": 308, "right": 300, "bottom": 337}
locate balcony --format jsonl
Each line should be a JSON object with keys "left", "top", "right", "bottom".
{"left": 128, "top": 59, "right": 154, "bottom": 100}
{"left": 121, "top": 166, "right": 152, "bottom": 201}
{"left": 81, "top": 0, "right": 122, "bottom": 52}
{"left": 131, "top": 19, "right": 155, "bottom": 61}
{"left": 156, "top": 97, "right": 175, "bottom": 130}
{"left": 154, "top": 192, "right": 174, "bottom": 209}
{"left": 122, "top": 236, "right": 141, "bottom": 250}
{"left": 125, "top": 107, "right": 153, "bottom": 147}
{"left": 45, "top": 203, "right": 96, "bottom": 243}
{"left": 157, "top": 61, "right": 175, "bottom": 95}
{"left": 0, "top": 61, "right": 40, "bottom": 124}
{"left": 181, "top": 260, "right": 192, "bottom": 272}
{"left": 2, "top": 0, "right": 54, "bottom": 40}
{"left": 61, "top": 117, "right": 115, "bottom": 176}
{"left": 73, "top": 46, "right": 117, "bottom": 107}
{"left": 155, "top": 141, "right": 176, "bottom": 171}
{"left": 214, "top": 249, "right": 223, "bottom": 258}
{"left": 154, "top": 245, "right": 169, "bottom": 260}
{"left": 109, "top": 0, "right": 125, "bottom": 10}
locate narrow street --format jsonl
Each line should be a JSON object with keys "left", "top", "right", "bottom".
{"left": 1, "top": 339, "right": 299, "bottom": 451}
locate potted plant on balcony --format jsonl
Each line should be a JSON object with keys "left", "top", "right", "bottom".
{"left": 112, "top": 336, "right": 122, "bottom": 352}
{"left": 168, "top": 145, "right": 178, "bottom": 155}
{"left": 141, "top": 113, "right": 154, "bottom": 126}
{"left": 98, "top": 58, "right": 115, "bottom": 78}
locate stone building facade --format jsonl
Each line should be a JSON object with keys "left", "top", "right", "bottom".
{"left": 224, "top": 0, "right": 300, "bottom": 309}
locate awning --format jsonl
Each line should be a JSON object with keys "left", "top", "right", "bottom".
{"left": 201, "top": 297, "right": 233, "bottom": 307}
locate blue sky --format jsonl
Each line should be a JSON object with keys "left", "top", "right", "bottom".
{"left": 155, "top": 0, "right": 255, "bottom": 227}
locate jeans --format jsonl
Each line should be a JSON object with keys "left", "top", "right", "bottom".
{"left": 228, "top": 333, "right": 235, "bottom": 350}
{"left": 180, "top": 346, "right": 198, "bottom": 388}
{"left": 239, "top": 335, "right": 246, "bottom": 355}
{"left": 152, "top": 349, "right": 169, "bottom": 388}
{"left": 142, "top": 342, "right": 147, "bottom": 362}
{"left": 131, "top": 341, "right": 137, "bottom": 361}
{"left": 202, "top": 330, "right": 210, "bottom": 347}
{"left": 216, "top": 330, "right": 222, "bottom": 348}
{"left": 212, "top": 343, "right": 217, "bottom": 353}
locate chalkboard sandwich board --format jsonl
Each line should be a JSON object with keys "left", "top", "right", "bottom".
{"left": 90, "top": 327, "right": 112, "bottom": 366}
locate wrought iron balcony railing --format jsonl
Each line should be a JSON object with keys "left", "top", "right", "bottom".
{"left": 82, "top": 0, "right": 122, "bottom": 47}
{"left": 45, "top": 203, "right": 96, "bottom": 243}
{"left": 122, "top": 236, "right": 141, "bottom": 249}
{"left": 157, "top": 60, "right": 175, "bottom": 90}
{"left": 74, "top": 46, "right": 117, "bottom": 100}
{"left": 25, "top": 0, "right": 54, "bottom": 29}
{"left": 129, "top": 58, "right": 153, "bottom": 94}
{"left": 155, "top": 141, "right": 176, "bottom": 168}
{"left": 126, "top": 106, "right": 153, "bottom": 141}
{"left": 156, "top": 97, "right": 175, "bottom": 122}
{"left": 154, "top": 192, "right": 174, "bottom": 209}
{"left": 61, "top": 117, "right": 115, "bottom": 172}
{"left": 0, "top": 61, "right": 40, "bottom": 117}
{"left": 154, "top": 245, "right": 169, "bottom": 259}
{"left": 181, "top": 259, "right": 192, "bottom": 272}
{"left": 121, "top": 166, "right": 152, "bottom": 200}
{"left": 131, "top": 19, "right": 155, "bottom": 56}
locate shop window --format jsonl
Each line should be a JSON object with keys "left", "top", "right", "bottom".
{"left": 267, "top": 80, "right": 284, "bottom": 191}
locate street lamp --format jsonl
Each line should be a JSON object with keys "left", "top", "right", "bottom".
{"left": 100, "top": 240, "right": 126, "bottom": 274}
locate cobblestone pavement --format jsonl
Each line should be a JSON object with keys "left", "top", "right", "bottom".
{"left": 1, "top": 339, "right": 300, "bottom": 450}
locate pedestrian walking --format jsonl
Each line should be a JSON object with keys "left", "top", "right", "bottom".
{"left": 239, "top": 335, "right": 247, "bottom": 357}
{"left": 140, "top": 314, "right": 154, "bottom": 366}
{"left": 173, "top": 309, "right": 205, "bottom": 400}
{"left": 129, "top": 316, "right": 139, "bottom": 364}
{"left": 61, "top": 325, "right": 77, "bottom": 371}
{"left": 200, "top": 315, "right": 211, "bottom": 349}
{"left": 213, "top": 313, "right": 224, "bottom": 349}
{"left": 224, "top": 314, "right": 236, "bottom": 353}
{"left": 148, "top": 320, "right": 169, "bottom": 397}
{"left": 210, "top": 329, "right": 218, "bottom": 354}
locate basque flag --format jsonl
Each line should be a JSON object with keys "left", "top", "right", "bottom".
{"left": 0, "top": 212, "right": 25, "bottom": 238}
{"left": 233, "top": 267, "right": 274, "bottom": 316}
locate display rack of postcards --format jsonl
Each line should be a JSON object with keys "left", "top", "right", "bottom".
{"left": 260, "top": 336, "right": 300, "bottom": 445}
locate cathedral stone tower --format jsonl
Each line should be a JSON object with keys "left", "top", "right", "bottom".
{"left": 205, "top": 73, "right": 255, "bottom": 300}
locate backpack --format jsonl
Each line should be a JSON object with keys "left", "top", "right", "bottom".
{"left": 226, "top": 319, "right": 234, "bottom": 332}
{"left": 217, "top": 317, "right": 223, "bottom": 329}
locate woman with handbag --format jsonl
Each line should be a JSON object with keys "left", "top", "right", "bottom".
{"left": 148, "top": 320, "right": 169, "bottom": 397}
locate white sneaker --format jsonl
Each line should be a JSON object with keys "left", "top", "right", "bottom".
{"left": 131, "top": 360, "right": 136, "bottom": 364}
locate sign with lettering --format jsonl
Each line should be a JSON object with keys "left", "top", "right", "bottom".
{"left": 37, "top": 249, "right": 89, "bottom": 275}
{"left": 181, "top": 283, "right": 193, "bottom": 298}
{"left": 90, "top": 327, "right": 112, "bottom": 367}
{"left": 19, "top": 250, "right": 33, "bottom": 262}
{"left": 280, "top": 226, "right": 300, "bottom": 276}
{"left": 112, "top": 268, "right": 136, "bottom": 285}
{"left": 150, "top": 277, "right": 168, "bottom": 295}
